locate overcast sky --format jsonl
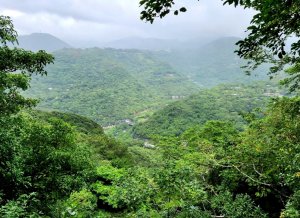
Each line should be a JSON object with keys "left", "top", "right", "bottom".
{"left": 0, "top": 0, "right": 255, "bottom": 47}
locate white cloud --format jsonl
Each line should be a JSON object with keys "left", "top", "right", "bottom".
{"left": 0, "top": 0, "right": 255, "bottom": 46}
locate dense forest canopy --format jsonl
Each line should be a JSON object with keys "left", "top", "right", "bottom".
{"left": 0, "top": 2, "right": 299, "bottom": 217}
{"left": 25, "top": 38, "right": 271, "bottom": 126}
{"left": 26, "top": 48, "right": 199, "bottom": 125}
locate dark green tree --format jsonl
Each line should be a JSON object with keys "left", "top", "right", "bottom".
{"left": 221, "top": 97, "right": 300, "bottom": 217}
{"left": 0, "top": 15, "right": 54, "bottom": 115}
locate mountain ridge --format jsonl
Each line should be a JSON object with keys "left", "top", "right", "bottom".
{"left": 17, "top": 33, "right": 71, "bottom": 52}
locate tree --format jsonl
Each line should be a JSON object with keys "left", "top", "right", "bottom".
{"left": 221, "top": 97, "right": 300, "bottom": 217}
{"left": 139, "top": 0, "right": 300, "bottom": 91}
{"left": 0, "top": 15, "right": 54, "bottom": 115}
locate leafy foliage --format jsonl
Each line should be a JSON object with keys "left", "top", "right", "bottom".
{"left": 223, "top": 0, "right": 300, "bottom": 76}
{"left": 0, "top": 15, "right": 54, "bottom": 115}
{"left": 1, "top": 9, "right": 300, "bottom": 218}
{"left": 217, "top": 97, "right": 300, "bottom": 217}
{"left": 140, "top": 0, "right": 187, "bottom": 23}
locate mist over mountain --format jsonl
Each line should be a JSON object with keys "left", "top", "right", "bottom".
{"left": 103, "top": 36, "right": 212, "bottom": 51}
{"left": 152, "top": 37, "right": 269, "bottom": 87}
{"left": 103, "top": 36, "right": 268, "bottom": 87}
{"left": 17, "top": 33, "right": 71, "bottom": 52}
{"left": 103, "top": 37, "right": 179, "bottom": 50}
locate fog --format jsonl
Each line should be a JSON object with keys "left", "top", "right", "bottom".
{"left": 0, "top": 0, "right": 255, "bottom": 47}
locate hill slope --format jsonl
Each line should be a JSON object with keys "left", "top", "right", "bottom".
{"left": 26, "top": 48, "right": 198, "bottom": 125}
{"left": 17, "top": 33, "right": 71, "bottom": 52}
{"left": 132, "top": 82, "right": 282, "bottom": 138}
{"left": 152, "top": 37, "right": 269, "bottom": 87}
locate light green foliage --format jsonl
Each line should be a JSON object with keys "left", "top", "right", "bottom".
{"left": 181, "top": 120, "right": 239, "bottom": 148}
{"left": 84, "top": 133, "right": 133, "bottom": 167}
{"left": 228, "top": 97, "right": 300, "bottom": 188}
{"left": 179, "top": 120, "right": 239, "bottom": 175}
{"left": 210, "top": 191, "right": 267, "bottom": 218}
{"left": 0, "top": 107, "right": 135, "bottom": 216}
{"left": 62, "top": 189, "right": 97, "bottom": 218}
{"left": 88, "top": 131, "right": 268, "bottom": 217}
{"left": 92, "top": 156, "right": 207, "bottom": 217}
{"left": 30, "top": 110, "right": 104, "bottom": 135}
{"left": 0, "top": 113, "right": 97, "bottom": 215}
{"left": 0, "top": 109, "right": 133, "bottom": 217}
{"left": 128, "top": 145, "right": 162, "bottom": 167}
{"left": 96, "top": 161, "right": 125, "bottom": 181}
{"left": 218, "top": 97, "right": 300, "bottom": 216}
{"left": 0, "top": 193, "right": 40, "bottom": 218}
{"left": 281, "top": 191, "right": 300, "bottom": 218}
{"left": 30, "top": 110, "right": 134, "bottom": 167}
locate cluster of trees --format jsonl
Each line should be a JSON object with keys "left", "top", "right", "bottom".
{"left": 26, "top": 48, "right": 198, "bottom": 125}
{"left": 1, "top": 0, "right": 300, "bottom": 216}
{"left": 42, "top": 97, "right": 299, "bottom": 217}
{"left": 26, "top": 36, "right": 273, "bottom": 126}
{"left": 133, "top": 82, "right": 281, "bottom": 138}
{"left": 0, "top": 16, "right": 133, "bottom": 216}
{"left": 0, "top": 108, "right": 137, "bottom": 217}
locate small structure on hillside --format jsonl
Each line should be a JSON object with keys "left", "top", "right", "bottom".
{"left": 124, "top": 119, "right": 134, "bottom": 126}
{"left": 143, "top": 142, "right": 156, "bottom": 149}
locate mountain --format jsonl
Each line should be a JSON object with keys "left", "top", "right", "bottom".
{"left": 17, "top": 33, "right": 71, "bottom": 52}
{"left": 105, "top": 36, "right": 270, "bottom": 88}
{"left": 104, "top": 37, "right": 182, "bottom": 50}
{"left": 132, "top": 82, "right": 282, "bottom": 138}
{"left": 152, "top": 37, "right": 269, "bottom": 87}
{"left": 26, "top": 48, "right": 199, "bottom": 125}
{"left": 103, "top": 36, "right": 213, "bottom": 51}
{"left": 24, "top": 37, "right": 272, "bottom": 127}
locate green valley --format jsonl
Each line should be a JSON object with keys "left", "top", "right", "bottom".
{"left": 1, "top": 0, "right": 300, "bottom": 216}
{"left": 26, "top": 48, "right": 199, "bottom": 125}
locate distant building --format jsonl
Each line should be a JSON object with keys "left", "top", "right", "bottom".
{"left": 124, "top": 119, "right": 134, "bottom": 126}
{"left": 143, "top": 142, "right": 156, "bottom": 149}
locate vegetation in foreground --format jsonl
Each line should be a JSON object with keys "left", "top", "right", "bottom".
{"left": 1, "top": 3, "right": 300, "bottom": 216}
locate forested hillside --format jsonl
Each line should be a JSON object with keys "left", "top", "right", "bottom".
{"left": 26, "top": 37, "right": 274, "bottom": 127}
{"left": 26, "top": 48, "right": 199, "bottom": 125}
{"left": 153, "top": 37, "right": 269, "bottom": 87}
{"left": 132, "top": 82, "right": 282, "bottom": 138}
{"left": 1, "top": 0, "right": 300, "bottom": 216}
